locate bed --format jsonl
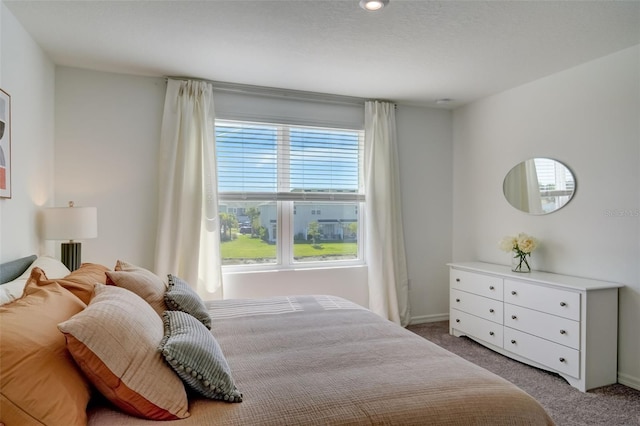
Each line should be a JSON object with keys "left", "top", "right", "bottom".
{"left": 1, "top": 256, "right": 555, "bottom": 426}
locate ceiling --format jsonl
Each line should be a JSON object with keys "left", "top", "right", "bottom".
{"left": 5, "top": 0, "right": 640, "bottom": 108}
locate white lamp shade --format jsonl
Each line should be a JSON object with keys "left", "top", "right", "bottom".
{"left": 43, "top": 206, "right": 98, "bottom": 241}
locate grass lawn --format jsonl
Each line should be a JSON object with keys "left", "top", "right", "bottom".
{"left": 221, "top": 234, "right": 276, "bottom": 259}
{"left": 221, "top": 234, "right": 357, "bottom": 259}
{"left": 293, "top": 241, "right": 357, "bottom": 257}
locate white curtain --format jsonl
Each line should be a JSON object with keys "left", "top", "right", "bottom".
{"left": 364, "top": 101, "right": 410, "bottom": 326}
{"left": 525, "top": 159, "right": 543, "bottom": 214}
{"left": 155, "top": 79, "right": 222, "bottom": 299}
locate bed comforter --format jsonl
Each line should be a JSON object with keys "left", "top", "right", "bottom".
{"left": 88, "top": 295, "right": 554, "bottom": 425}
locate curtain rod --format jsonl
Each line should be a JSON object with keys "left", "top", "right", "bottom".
{"left": 165, "top": 76, "right": 396, "bottom": 108}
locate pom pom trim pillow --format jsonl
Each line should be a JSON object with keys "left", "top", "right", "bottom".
{"left": 58, "top": 284, "right": 190, "bottom": 420}
{"left": 160, "top": 310, "right": 242, "bottom": 402}
{"left": 165, "top": 274, "right": 211, "bottom": 329}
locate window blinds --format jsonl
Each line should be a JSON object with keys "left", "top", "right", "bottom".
{"left": 216, "top": 120, "right": 364, "bottom": 201}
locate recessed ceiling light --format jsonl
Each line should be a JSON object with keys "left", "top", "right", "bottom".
{"left": 436, "top": 98, "right": 453, "bottom": 104}
{"left": 359, "top": 0, "right": 389, "bottom": 12}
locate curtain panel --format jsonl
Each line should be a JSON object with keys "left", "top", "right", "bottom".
{"left": 155, "top": 79, "right": 222, "bottom": 299}
{"left": 364, "top": 100, "right": 410, "bottom": 326}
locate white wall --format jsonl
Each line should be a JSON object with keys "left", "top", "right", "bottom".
{"left": 54, "top": 67, "right": 166, "bottom": 269}
{"left": 452, "top": 45, "right": 640, "bottom": 389}
{"left": 53, "top": 68, "right": 452, "bottom": 312}
{"left": 0, "top": 3, "right": 55, "bottom": 263}
{"left": 396, "top": 105, "right": 452, "bottom": 323}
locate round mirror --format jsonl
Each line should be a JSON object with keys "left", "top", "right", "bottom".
{"left": 503, "top": 158, "right": 576, "bottom": 215}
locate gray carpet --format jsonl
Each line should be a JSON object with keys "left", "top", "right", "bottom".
{"left": 407, "top": 321, "right": 640, "bottom": 426}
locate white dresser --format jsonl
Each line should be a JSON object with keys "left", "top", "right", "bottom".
{"left": 448, "top": 261, "right": 623, "bottom": 392}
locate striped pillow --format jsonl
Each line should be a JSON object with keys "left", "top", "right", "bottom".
{"left": 106, "top": 261, "right": 167, "bottom": 316}
{"left": 165, "top": 274, "right": 211, "bottom": 329}
{"left": 58, "top": 284, "right": 190, "bottom": 420}
{"left": 159, "top": 310, "right": 242, "bottom": 402}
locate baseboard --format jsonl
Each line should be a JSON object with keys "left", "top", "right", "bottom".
{"left": 618, "top": 372, "right": 640, "bottom": 391}
{"left": 409, "top": 313, "right": 449, "bottom": 325}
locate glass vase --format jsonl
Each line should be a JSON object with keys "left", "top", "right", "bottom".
{"left": 511, "top": 252, "right": 531, "bottom": 273}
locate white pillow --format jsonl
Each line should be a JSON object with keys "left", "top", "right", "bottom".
{"left": 18, "top": 256, "right": 71, "bottom": 280}
{"left": 0, "top": 257, "right": 71, "bottom": 305}
{"left": 1, "top": 278, "right": 27, "bottom": 305}
{"left": 0, "top": 286, "right": 16, "bottom": 305}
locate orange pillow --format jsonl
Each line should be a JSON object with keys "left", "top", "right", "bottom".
{"left": 33, "top": 262, "right": 110, "bottom": 304}
{"left": 105, "top": 260, "right": 167, "bottom": 316}
{"left": 0, "top": 278, "right": 91, "bottom": 426}
{"left": 58, "top": 284, "right": 190, "bottom": 420}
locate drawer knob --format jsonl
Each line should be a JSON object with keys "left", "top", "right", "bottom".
{"left": 489, "top": 309, "right": 495, "bottom": 313}
{"left": 511, "top": 291, "right": 517, "bottom": 296}
{"left": 560, "top": 329, "right": 566, "bottom": 335}
{"left": 560, "top": 302, "right": 567, "bottom": 307}
{"left": 489, "top": 331, "right": 495, "bottom": 336}
{"left": 511, "top": 315, "right": 517, "bottom": 320}
{"left": 489, "top": 286, "right": 495, "bottom": 290}
{"left": 456, "top": 298, "right": 460, "bottom": 302}
{"left": 456, "top": 278, "right": 460, "bottom": 282}
{"left": 455, "top": 319, "right": 460, "bottom": 323}
{"left": 510, "top": 339, "right": 516, "bottom": 344}
{"left": 559, "top": 357, "right": 566, "bottom": 363}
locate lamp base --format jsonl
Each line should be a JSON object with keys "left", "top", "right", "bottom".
{"left": 61, "top": 242, "right": 82, "bottom": 272}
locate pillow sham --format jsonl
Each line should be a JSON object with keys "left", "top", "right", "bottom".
{"left": 17, "top": 255, "right": 71, "bottom": 280}
{"left": 58, "top": 284, "right": 190, "bottom": 421}
{"left": 0, "top": 256, "right": 72, "bottom": 304}
{"left": 0, "top": 279, "right": 25, "bottom": 305}
{"left": 0, "top": 254, "right": 36, "bottom": 284}
{"left": 160, "top": 310, "right": 242, "bottom": 402}
{"left": 106, "top": 260, "right": 167, "bottom": 316}
{"left": 0, "top": 278, "right": 91, "bottom": 426}
{"left": 0, "top": 286, "right": 14, "bottom": 305}
{"left": 165, "top": 274, "right": 211, "bottom": 329}
{"left": 33, "top": 262, "right": 110, "bottom": 305}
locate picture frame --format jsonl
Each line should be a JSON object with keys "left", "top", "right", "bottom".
{"left": 0, "top": 88, "right": 11, "bottom": 199}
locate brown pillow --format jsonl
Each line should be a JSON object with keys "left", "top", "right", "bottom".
{"left": 33, "top": 262, "right": 110, "bottom": 304}
{"left": 0, "top": 278, "right": 91, "bottom": 426}
{"left": 105, "top": 260, "right": 167, "bottom": 316}
{"left": 58, "top": 284, "right": 190, "bottom": 420}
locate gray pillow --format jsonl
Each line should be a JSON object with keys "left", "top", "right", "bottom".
{"left": 165, "top": 274, "right": 211, "bottom": 329}
{"left": 159, "top": 311, "right": 242, "bottom": 402}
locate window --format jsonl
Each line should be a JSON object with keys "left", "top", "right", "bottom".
{"left": 216, "top": 120, "right": 364, "bottom": 268}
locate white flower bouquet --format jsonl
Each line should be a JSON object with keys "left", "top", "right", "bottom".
{"left": 499, "top": 232, "right": 538, "bottom": 272}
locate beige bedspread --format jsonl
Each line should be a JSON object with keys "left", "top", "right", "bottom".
{"left": 88, "top": 295, "right": 554, "bottom": 425}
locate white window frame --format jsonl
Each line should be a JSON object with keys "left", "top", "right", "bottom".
{"left": 216, "top": 119, "right": 365, "bottom": 272}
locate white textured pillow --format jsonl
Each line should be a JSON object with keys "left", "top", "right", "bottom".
{"left": 1, "top": 279, "right": 27, "bottom": 303}
{"left": 0, "top": 257, "right": 73, "bottom": 303}
{"left": 0, "top": 286, "right": 15, "bottom": 305}
{"left": 18, "top": 256, "right": 71, "bottom": 280}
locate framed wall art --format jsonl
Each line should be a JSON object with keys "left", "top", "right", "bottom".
{"left": 0, "top": 88, "right": 11, "bottom": 199}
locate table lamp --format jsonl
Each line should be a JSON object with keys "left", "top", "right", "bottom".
{"left": 43, "top": 201, "right": 97, "bottom": 271}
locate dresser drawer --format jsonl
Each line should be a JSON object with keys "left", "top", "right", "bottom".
{"left": 451, "top": 289, "right": 503, "bottom": 324}
{"left": 504, "top": 328, "right": 580, "bottom": 378}
{"left": 450, "top": 309, "right": 503, "bottom": 348}
{"left": 504, "top": 280, "right": 580, "bottom": 320}
{"left": 504, "top": 304, "right": 580, "bottom": 349}
{"left": 450, "top": 269, "right": 503, "bottom": 301}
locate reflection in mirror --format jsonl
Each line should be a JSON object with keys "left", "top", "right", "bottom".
{"left": 503, "top": 158, "right": 576, "bottom": 215}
